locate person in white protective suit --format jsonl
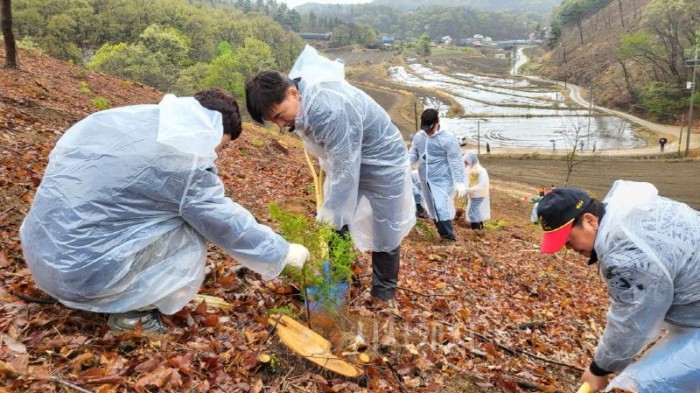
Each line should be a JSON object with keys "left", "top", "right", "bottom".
{"left": 536, "top": 181, "right": 700, "bottom": 393}
{"left": 409, "top": 109, "right": 467, "bottom": 241}
{"left": 463, "top": 151, "right": 490, "bottom": 230}
{"left": 20, "top": 88, "right": 310, "bottom": 333}
{"left": 411, "top": 170, "right": 429, "bottom": 219}
{"left": 245, "top": 45, "right": 415, "bottom": 314}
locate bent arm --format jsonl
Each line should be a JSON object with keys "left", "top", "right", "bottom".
{"left": 594, "top": 244, "right": 674, "bottom": 372}
{"left": 180, "top": 167, "right": 289, "bottom": 280}
{"left": 306, "top": 92, "right": 362, "bottom": 229}
{"left": 444, "top": 136, "right": 466, "bottom": 187}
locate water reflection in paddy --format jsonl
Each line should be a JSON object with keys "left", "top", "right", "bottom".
{"left": 394, "top": 63, "right": 645, "bottom": 150}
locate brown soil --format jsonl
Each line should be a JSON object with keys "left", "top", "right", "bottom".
{"left": 482, "top": 156, "right": 700, "bottom": 209}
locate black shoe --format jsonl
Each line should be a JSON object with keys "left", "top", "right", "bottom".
{"left": 107, "top": 310, "right": 166, "bottom": 333}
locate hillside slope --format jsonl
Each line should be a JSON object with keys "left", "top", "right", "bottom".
{"left": 1, "top": 48, "right": 610, "bottom": 392}
{"left": 535, "top": 0, "right": 653, "bottom": 111}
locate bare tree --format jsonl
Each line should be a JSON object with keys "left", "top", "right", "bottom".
{"left": 617, "top": 0, "right": 625, "bottom": 27}
{"left": 1, "top": 0, "right": 17, "bottom": 68}
{"left": 561, "top": 116, "right": 596, "bottom": 186}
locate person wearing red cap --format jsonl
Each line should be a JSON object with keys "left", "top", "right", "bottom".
{"left": 537, "top": 180, "right": 700, "bottom": 392}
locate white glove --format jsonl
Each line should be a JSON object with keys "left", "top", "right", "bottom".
{"left": 454, "top": 183, "right": 468, "bottom": 199}
{"left": 284, "top": 243, "right": 310, "bottom": 269}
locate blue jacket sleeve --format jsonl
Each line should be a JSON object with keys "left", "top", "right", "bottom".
{"left": 180, "top": 166, "right": 289, "bottom": 280}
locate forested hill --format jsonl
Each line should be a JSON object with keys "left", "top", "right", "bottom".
{"left": 9, "top": 0, "right": 304, "bottom": 99}
{"left": 293, "top": 3, "right": 542, "bottom": 41}
{"left": 369, "top": 0, "right": 559, "bottom": 14}
{"left": 536, "top": 0, "right": 700, "bottom": 123}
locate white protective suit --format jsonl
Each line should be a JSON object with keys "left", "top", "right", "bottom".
{"left": 411, "top": 170, "right": 422, "bottom": 205}
{"left": 591, "top": 180, "right": 700, "bottom": 392}
{"left": 463, "top": 151, "right": 491, "bottom": 223}
{"left": 410, "top": 130, "right": 466, "bottom": 221}
{"left": 289, "top": 45, "right": 415, "bottom": 252}
{"left": 20, "top": 95, "right": 290, "bottom": 314}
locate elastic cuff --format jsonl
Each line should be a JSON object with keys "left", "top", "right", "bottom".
{"left": 589, "top": 360, "right": 612, "bottom": 377}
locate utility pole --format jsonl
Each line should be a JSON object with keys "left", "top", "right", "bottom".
{"left": 686, "top": 44, "right": 698, "bottom": 157}
{"left": 476, "top": 118, "right": 488, "bottom": 155}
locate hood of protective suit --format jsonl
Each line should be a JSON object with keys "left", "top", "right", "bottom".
{"left": 463, "top": 151, "right": 480, "bottom": 167}
{"left": 595, "top": 180, "right": 658, "bottom": 250}
{"left": 157, "top": 94, "right": 223, "bottom": 160}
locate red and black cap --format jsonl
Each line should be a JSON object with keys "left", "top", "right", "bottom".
{"left": 537, "top": 187, "right": 592, "bottom": 253}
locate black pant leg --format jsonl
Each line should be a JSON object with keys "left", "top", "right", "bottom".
{"left": 434, "top": 220, "right": 455, "bottom": 240}
{"left": 370, "top": 246, "right": 400, "bottom": 300}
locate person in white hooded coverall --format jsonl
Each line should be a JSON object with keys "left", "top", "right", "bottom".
{"left": 409, "top": 109, "right": 467, "bottom": 240}
{"left": 245, "top": 46, "right": 415, "bottom": 313}
{"left": 463, "top": 151, "right": 490, "bottom": 230}
{"left": 536, "top": 181, "right": 700, "bottom": 392}
{"left": 20, "top": 88, "right": 310, "bottom": 333}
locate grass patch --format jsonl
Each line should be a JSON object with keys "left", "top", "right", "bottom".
{"left": 91, "top": 96, "right": 110, "bottom": 110}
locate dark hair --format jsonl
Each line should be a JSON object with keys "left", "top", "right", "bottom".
{"left": 245, "top": 70, "right": 295, "bottom": 124}
{"left": 420, "top": 108, "right": 439, "bottom": 131}
{"left": 572, "top": 198, "right": 606, "bottom": 228}
{"left": 194, "top": 87, "right": 242, "bottom": 140}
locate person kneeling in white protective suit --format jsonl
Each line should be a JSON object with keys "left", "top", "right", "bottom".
{"left": 245, "top": 45, "right": 415, "bottom": 313}
{"left": 20, "top": 88, "right": 310, "bottom": 333}
{"left": 410, "top": 109, "right": 467, "bottom": 241}
{"left": 536, "top": 181, "right": 700, "bottom": 392}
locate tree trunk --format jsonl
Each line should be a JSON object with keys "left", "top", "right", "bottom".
{"left": 576, "top": 19, "right": 584, "bottom": 45}
{"left": 1, "top": 0, "right": 17, "bottom": 68}
{"left": 617, "top": 0, "right": 625, "bottom": 27}
{"left": 617, "top": 59, "right": 637, "bottom": 102}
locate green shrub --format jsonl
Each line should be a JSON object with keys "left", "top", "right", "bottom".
{"left": 79, "top": 81, "right": 91, "bottom": 95}
{"left": 484, "top": 219, "right": 507, "bottom": 230}
{"left": 269, "top": 203, "right": 355, "bottom": 314}
{"left": 91, "top": 96, "right": 110, "bottom": 110}
{"left": 414, "top": 220, "right": 437, "bottom": 241}
{"left": 73, "top": 69, "right": 88, "bottom": 79}
{"left": 266, "top": 306, "right": 299, "bottom": 319}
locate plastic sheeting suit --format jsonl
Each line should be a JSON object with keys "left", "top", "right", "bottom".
{"left": 20, "top": 95, "right": 291, "bottom": 315}
{"left": 593, "top": 181, "right": 700, "bottom": 392}
{"left": 289, "top": 46, "right": 415, "bottom": 253}
{"left": 463, "top": 151, "right": 490, "bottom": 227}
{"left": 410, "top": 129, "right": 466, "bottom": 223}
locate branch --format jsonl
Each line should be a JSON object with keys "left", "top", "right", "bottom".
{"left": 49, "top": 376, "right": 94, "bottom": 393}
{"left": 453, "top": 325, "right": 585, "bottom": 372}
{"left": 0, "top": 145, "right": 23, "bottom": 156}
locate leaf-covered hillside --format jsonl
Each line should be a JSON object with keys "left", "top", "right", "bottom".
{"left": 0, "top": 47, "right": 611, "bottom": 392}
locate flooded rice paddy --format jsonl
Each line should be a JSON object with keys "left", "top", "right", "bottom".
{"left": 391, "top": 61, "right": 645, "bottom": 150}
